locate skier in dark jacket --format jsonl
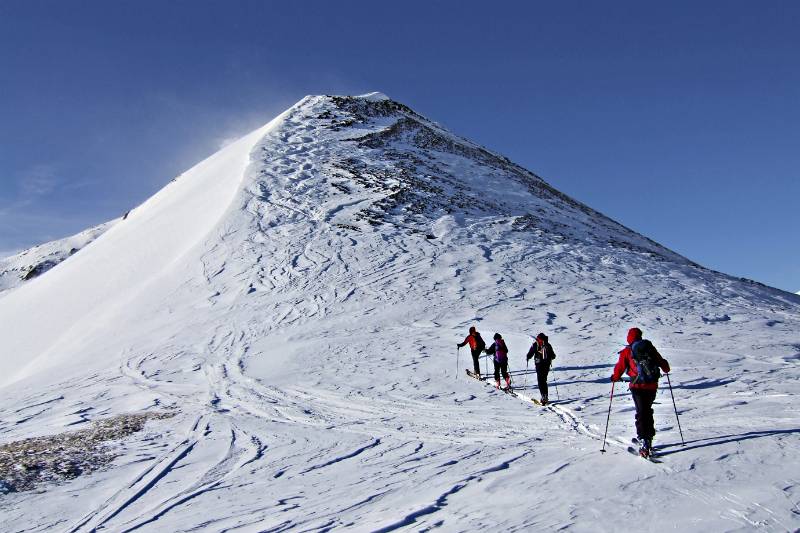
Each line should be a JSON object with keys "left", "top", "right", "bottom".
{"left": 611, "top": 327, "right": 671, "bottom": 458}
{"left": 485, "top": 333, "right": 510, "bottom": 389}
{"left": 457, "top": 326, "right": 486, "bottom": 376}
{"left": 526, "top": 332, "right": 556, "bottom": 405}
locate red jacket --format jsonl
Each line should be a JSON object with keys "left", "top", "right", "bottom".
{"left": 458, "top": 330, "right": 485, "bottom": 351}
{"left": 612, "top": 329, "right": 670, "bottom": 390}
{"left": 462, "top": 334, "right": 478, "bottom": 350}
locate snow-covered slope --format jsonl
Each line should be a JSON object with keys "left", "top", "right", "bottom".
{"left": 0, "top": 220, "right": 116, "bottom": 295}
{"left": 1, "top": 93, "right": 799, "bottom": 532}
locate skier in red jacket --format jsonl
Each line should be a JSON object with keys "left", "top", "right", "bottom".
{"left": 611, "top": 327, "right": 670, "bottom": 458}
{"left": 457, "top": 326, "right": 486, "bottom": 376}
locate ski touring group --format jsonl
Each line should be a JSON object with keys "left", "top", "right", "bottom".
{"left": 457, "top": 326, "right": 680, "bottom": 460}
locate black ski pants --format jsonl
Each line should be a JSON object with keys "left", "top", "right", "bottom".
{"left": 470, "top": 348, "right": 482, "bottom": 375}
{"left": 631, "top": 388, "right": 658, "bottom": 440}
{"left": 493, "top": 359, "right": 509, "bottom": 382}
{"left": 535, "top": 361, "right": 550, "bottom": 399}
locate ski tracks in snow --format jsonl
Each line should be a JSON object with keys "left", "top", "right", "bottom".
{"left": 4, "top": 95, "right": 799, "bottom": 531}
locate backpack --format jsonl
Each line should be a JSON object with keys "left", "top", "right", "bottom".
{"left": 543, "top": 343, "right": 555, "bottom": 360}
{"left": 631, "top": 340, "right": 660, "bottom": 384}
{"left": 474, "top": 333, "right": 486, "bottom": 352}
{"left": 493, "top": 339, "right": 509, "bottom": 362}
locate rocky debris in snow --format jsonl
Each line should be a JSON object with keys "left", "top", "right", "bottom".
{"left": 315, "top": 95, "right": 686, "bottom": 264}
{"left": 702, "top": 314, "right": 732, "bottom": 324}
{"left": 328, "top": 156, "right": 463, "bottom": 227}
{"left": 329, "top": 95, "right": 423, "bottom": 121}
{"left": 333, "top": 223, "right": 361, "bottom": 232}
{"left": 0, "top": 412, "right": 173, "bottom": 493}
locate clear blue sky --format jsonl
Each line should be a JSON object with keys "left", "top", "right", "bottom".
{"left": 1, "top": 1, "right": 798, "bottom": 292}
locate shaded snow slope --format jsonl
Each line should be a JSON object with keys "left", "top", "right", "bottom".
{"left": 1, "top": 94, "right": 799, "bottom": 532}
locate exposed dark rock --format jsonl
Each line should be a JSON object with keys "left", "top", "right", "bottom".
{"left": 333, "top": 223, "right": 361, "bottom": 232}
{"left": 22, "top": 260, "right": 59, "bottom": 281}
{"left": 313, "top": 94, "right": 684, "bottom": 263}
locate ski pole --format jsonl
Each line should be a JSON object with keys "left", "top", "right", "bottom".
{"left": 523, "top": 358, "right": 529, "bottom": 390}
{"left": 601, "top": 381, "right": 616, "bottom": 453}
{"left": 456, "top": 346, "right": 459, "bottom": 380}
{"left": 665, "top": 372, "right": 685, "bottom": 445}
{"left": 552, "top": 364, "right": 560, "bottom": 401}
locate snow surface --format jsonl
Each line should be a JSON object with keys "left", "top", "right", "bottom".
{"left": 1, "top": 93, "right": 799, "bottom": 532}
{"left": 0, "top": 220, "right": 116, "bottom": 295}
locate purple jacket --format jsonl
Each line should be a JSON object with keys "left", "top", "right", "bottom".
{"left": 486, "top": 339, "right": 508, "bottom": 363}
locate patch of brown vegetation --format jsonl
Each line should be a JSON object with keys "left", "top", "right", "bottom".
{"left": 0, "top": 412, "right": 174, "bottom": 493}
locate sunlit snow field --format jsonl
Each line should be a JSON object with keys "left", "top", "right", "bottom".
{"left": 1, "top": 94, "right": 798, "bottom": 532}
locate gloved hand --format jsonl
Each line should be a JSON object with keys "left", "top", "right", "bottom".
{"left": 526, "top": 354, "right": 532, "bottom": 361}
{"left": 610, "top": 374, "right": 619, "bottom": 382}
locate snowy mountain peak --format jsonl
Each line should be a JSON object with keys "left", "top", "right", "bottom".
{"left": 2, "top": 93, "right": 799, "bottom": 531}
{"left": 256, "top": 93, "right": 687, "bottom": 264}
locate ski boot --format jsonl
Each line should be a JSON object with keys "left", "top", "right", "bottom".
{"left": 504, "top": 377, "right": 511, "bottom": 390}
{"left": 541, "top": 395, "right": 549, "bottom": 406}
{"left": 639, "top": 438, "right": 652, "bottom": 459}
{"left": 495, "top": 379, "right": 501, "bottom": 389}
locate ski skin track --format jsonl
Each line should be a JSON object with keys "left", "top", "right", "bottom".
{"left": 466, "top": 367, "right": 669, "bottom": 467}
{"left": 67, "top": 415, "right": 205, "bottom": 533}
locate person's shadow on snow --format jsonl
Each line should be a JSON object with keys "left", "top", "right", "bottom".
{"left": 656, "top": 428, "right": 800, "bottom": 456}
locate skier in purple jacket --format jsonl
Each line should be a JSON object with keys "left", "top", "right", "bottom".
{"left": 485, "top": 333, "right": 510, "bottom": 389}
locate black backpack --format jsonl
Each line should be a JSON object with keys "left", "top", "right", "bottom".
{"left": 474, "top": 333, "right": 486, "bottom": 352}
{"left": 631, "top": 340, "right": 660, "bottom": 384}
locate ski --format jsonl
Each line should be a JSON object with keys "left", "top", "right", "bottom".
{"left": 626, "top": 443, "right": 662, "bottom": 463}
{"left": 626, "top": 446, "right": 661, "bottom": 462}
{"left": 507, "top": 387, "right": 545, "bottom": 406}
{"left": 465, "top": 369, "right": 485, "bottom": 381}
